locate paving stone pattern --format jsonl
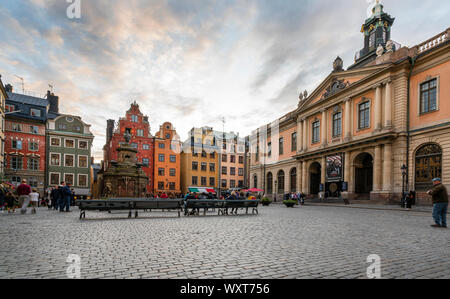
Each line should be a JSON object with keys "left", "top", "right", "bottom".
{"left": 0, "top": 205, "right": 448, "bottom": 279}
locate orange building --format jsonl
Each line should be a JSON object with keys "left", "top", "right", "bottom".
{"left": 249, "top": 2, "right": 450, "bottom": 205}
{"left": 153, "top": 122, "right": 181, "bottom": 196}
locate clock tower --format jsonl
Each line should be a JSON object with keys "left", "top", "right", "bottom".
{"left": 350, "top": 0, "right": 395, "bottom": 69}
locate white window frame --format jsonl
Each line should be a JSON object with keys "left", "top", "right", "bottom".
{"left": 78, "top": 155, "right": 88, "bottom": 168}
{"left": 64, "top": 173, "right": 75, "bottom": 186}
{"left": 417, "top": 76, "right": 440, "bottom": 116}
{"left": 64, "top": 154, "right": 75, "bottom": 167}
{"left": 29, "top": 140, "right": 39, "bottom": 152}
{"left": 77, "top": 174, "right": 88, "bottom": 187}
{"left": 65, "top": 138, "right": 75, "bottom": 148}
{"left": 50, "top": 152, "right": 61, "bottom": 166}
{"left": 78, "top": 139, "right": 88, "bottom": 150}
{"left": 50, "top": 137, "right": 61, "bottom": 147}
{"left": 49, "top": 172, "right": 61, "bottom": 186}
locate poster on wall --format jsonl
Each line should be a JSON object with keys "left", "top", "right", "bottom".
{"left": 326, "top": 153, "right": 343, "bottom": 182}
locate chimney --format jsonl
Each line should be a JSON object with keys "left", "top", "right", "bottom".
{"left": 4, "top": 84, "right": 13, "bottom": 92}
{"left": 47, "top": 90, "right": 59, "bottom": 114}
{"left": 106, "top": 119, "right": 115, "bottom": 142}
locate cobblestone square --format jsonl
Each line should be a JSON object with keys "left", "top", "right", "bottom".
{"left": 0, "top": 205, "right": 448, "bottom": 279}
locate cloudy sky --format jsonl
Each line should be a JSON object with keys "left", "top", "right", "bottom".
{"left": 0, "top": 0, "right": 448, "bottom": 161}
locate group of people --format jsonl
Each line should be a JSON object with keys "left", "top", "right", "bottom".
{"left": 284, "top": 192, "right": 306, "bottom": 206}
{"left": 0, "top": 179, "right": 40, "bottom": 214}
{"left": 47, "top": 182, "right": 76, "bottom": 212}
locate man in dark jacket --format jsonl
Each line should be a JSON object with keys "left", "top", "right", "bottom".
{"left": 427, "top": 178, "right": 448, "bottom": 228}
{"left": 59, "top": 182, "right": 72, "bottom": 212}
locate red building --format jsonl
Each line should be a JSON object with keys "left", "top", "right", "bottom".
{"left": 4, "top": 88, "right": 50, "bottom": 194}
{"left": 103, "top": 102, "right": 155, "bottom": 192}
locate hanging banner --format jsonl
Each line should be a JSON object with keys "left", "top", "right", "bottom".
{"left": 326, "top": 153, "right": 344, "bottom": 182}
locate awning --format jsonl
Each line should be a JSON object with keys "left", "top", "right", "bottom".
{"left": 188, "top": 187, "right": 216, "bottom": 194}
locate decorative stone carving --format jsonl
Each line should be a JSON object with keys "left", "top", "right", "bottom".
{"left": 299, "top": 92, "right": 304, "bottom": 101}
{"left": 321, "top": 78, "right": 351, "bottom": 101}
{"left": 303, "top": 90, "right": 308, "bottom": 99}
{"left": 376, "top": 44, "right": 385, "bottom": 57}
{"left": 385, "top": 40, "right": 394, "bottom": 52}
{"left": 333, "top": 56, "right": 344, "bottom": 72}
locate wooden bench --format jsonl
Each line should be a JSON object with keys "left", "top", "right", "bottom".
{"left": 77, "top": 199, "right": 183, "bottom": 219}
{"left": 185, "top": 199, "right": 259, "bottom": 216}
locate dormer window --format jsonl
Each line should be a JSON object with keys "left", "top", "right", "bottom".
{"left": 131, "top": 115, "right": 138, "bottom": 122}
{"left": 30, "top": 108, "right": 41, "bottom": 117}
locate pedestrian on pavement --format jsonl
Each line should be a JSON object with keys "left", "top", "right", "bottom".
{"left": 427, "top": 178, "right": 448, "bottom": 228}
{"left": 406, "top": 191, "right": 415, "bottom": 210}
{"left": 59, "top": 182, "right": 72, "bottom": 212}
{"left": 5, "top": 192, "right": 17, "bottom": 213}
{"left": 29, "top": 188, "right": 40, "bottom": 214}
{"left": 51, "top": 185, "right": 60, "bottom": 210}
{"left": 17, "top": 179, "right": 32, "bottom": 214}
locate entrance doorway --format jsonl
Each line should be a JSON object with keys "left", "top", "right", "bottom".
{"left": 354, "top": 153, "right": 373, "bottom": 199}
{"left": 309, "top": 162, "right": 321, "bottom": 195}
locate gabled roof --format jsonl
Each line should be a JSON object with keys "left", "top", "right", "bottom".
{"left": 297, "top": 63, "right": 390, "bottom": 113}
{"left": 6, "top": 92, "right": 49, "bottom": 107}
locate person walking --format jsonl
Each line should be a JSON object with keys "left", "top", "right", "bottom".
{"left": 17, "top": 179, "right": 32, "bottom": 214}
{"left": 5, "top": 192, "right": 17, "bottom": 213}
{"left": 427, "top": 178, "right": 448, "bottom": 228}
{"left": 59, "top": 182, "right": 72, "bottom": 212}
{"left": 29, "top": 188, "right": 40, "bottom": 214}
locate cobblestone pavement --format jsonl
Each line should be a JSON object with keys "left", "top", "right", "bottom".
{"left": 0, "top": 205, "right": 448, "bottom": 279}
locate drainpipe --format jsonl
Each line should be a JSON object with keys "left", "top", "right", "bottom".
{"left": 406, "top": 55, "right": 417, "bottom": 192}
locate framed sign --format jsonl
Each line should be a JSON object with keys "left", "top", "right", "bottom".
{"left": 326, "top": 153, "right": 344, "bottom": 182}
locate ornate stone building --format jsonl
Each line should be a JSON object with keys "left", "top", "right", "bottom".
{"left": 250, "top": 3, "right": 449, "bottom": 205}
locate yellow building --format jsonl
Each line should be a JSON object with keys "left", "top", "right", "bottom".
{"left": 180, "top": 127, "right": 219, "bottom": 195}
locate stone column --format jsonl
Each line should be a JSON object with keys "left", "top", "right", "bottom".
{"left": 297, "top": 117, "right": 303, "bottom": 152}
{"left": 302, "top": 161, "right": 307, "bottom": 194}
{"left": 321, "top": 109, "right": 327, "bottom": 146}
{"left": 373, "top": 145, "right": 382, "bottom": 192}
{"left": 384, "top": 80, "right": 392, "bottom": 129}
{"left": 344, "top": 98, "right": 352, "bottom": 141}
{"left": 383, "top": 143, "right": 392, "bottom": 191}
{"left": 344, "top": 151, "right": 351, "bottom": 183}
{"left": 374, "top": 84, "right": 382, "bottom": 131}
{"left": 297, "top": 163, "right": 302, "bottom": 193}
{"left": 302, "top": 119, "right": 307, "bottom": 152}
{"left": 321, "top": 156, "right": 326, "bottom": 186}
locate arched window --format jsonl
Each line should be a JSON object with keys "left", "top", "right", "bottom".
{"left": 290, "top": 168, "right": 297, "bottom": 193}
{"left": 253, "top": 175, "right": 258, "bottom": 189}
{"left": 277, "top": 170, "right": 285, "bottom": 194}
{"left": 415, "top": 144, "right": 442, "bottom": 191}
{"left": 267, "top": 173, "right": 273, "bottom": 194}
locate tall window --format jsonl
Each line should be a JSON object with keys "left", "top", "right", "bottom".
{"left": 28, "top": 158, "right": 39, "bottom": 171}
{"left": 279, "top": 138, "right": 284, "bottom": 155}
{"left": 158, "top": 154, "right": 165, "bottom": 162}
{"left": 291, "top": 133, "right": 297, "bottom": 152}
{"left": 420, "top": 78, "right": 437, "bottom": 114}
{"left": 192, "top": 176, "right": 198, "bottom": 186}
{"left": 78, "top": 175, "right": 88, "bottom": 187}
{"left": 268, "top": 142, "right": 272, "bottom": 157}
{"left": 158, "top": 168, "right": 165, "bottom": 176}
{"left": 267, "top": 172, "right": 273, "bottom": 194}
{"left": 170, "top": 155, "right": 176, "bottom": 162}
{"left": 137, "top": 129, "right": 144, "bottom": 137}
{"left": 209, "top": 177, "right": 215, "bottom": 186}
{"left": 415, "top": 144, "right": 442, "bottom": 191}
{"left": 209, "top": 163, "right": 215, "bottom": 172}
{"left": 333, "top": 112, "right": 342, "bottom": 137}
{"left": 50, "top": 153, "right": 60, "bottom": 166}
{"left": 11, "top": 157, "right": 23, "bottom": 170}
{"left": 201, "top": 177, "right": 207, "bottom": 186}
{"left": 12, "top": 140, "right": 22, "bottom": 150}
{"left": 192, "top": 162, "right": 198, "bottom": 171}
{"left": 359, "top": 102, "right": 370, "bottom": 129}
{"left": 201, "top": 162, "right": 207, "bottom": 171}
{"left": 290, "top": 168, "right": 297, "bottom": 193}
{"left": 169, "top": 169, "right": 176, "bottom": 177}
{"left": 312, "top": 121, "right": 320, "bottom": 144}
{"left": 277, "top": 170, "right": 285, "bottom": 194}
{"left": 131, "top": 115, "right": 138, "bottom": 122}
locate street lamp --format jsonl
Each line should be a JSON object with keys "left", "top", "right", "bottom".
{"left": 401, "top": 164, "right": 407, "bottom": 207}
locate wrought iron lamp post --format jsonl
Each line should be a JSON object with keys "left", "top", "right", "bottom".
{"left": 401, "top": 164, "right": 408, "bottom": 206}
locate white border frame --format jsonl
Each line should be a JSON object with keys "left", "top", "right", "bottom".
{"left": 78, "top": 139, "right": 89, "bottom": 150}
{"left": 417, "top": 76, "right": 440, "bottom": 116}
{"left": 49, "top": 152, "right": 61, "bottom": 167}
{"left": 65, "top": 138, "right": 75, "bottom": 149}
{"left": 49, "top": 172, "right": 61, "bottom": 186}
{"left": 64, "top": 154, "right": 75, "bottom": 167}
{"left": 78, "top": 155, "right": 88, "bottom": 168}
{"left": 77, "top": 174, "right": 88, "bottom": 187}
{"left": 64, "top": 173, "right": 75, "bottom": 186}
{"left": 50, "top": 137, "right": 61, "bottom": 147}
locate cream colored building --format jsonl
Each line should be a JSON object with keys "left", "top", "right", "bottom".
{"left": 250, "top": 3, "right": 449, "bottom": 205}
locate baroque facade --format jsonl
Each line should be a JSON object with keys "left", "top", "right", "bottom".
{"left": 0, "top": 76, "right": 7, "bottom": 176}
{"left": 250, "top": 3, "right": 449, "bottom": 205}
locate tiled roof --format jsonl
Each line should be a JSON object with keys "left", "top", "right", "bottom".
{"left": 6, "top": 92, "right": 49, "bottom": 107}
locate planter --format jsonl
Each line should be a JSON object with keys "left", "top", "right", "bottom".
{"left": 284, "top": 203, "right": 295, "bottom": 208}
{"left": 262, "top": 202, "right": 271, "bottom": 206}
